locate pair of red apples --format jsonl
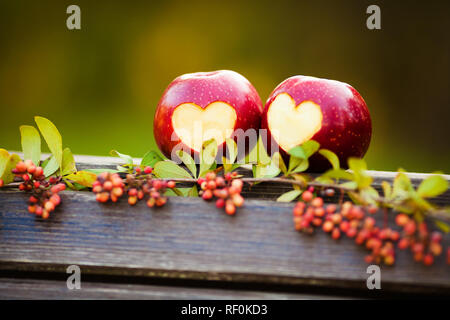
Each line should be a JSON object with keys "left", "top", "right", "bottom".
{"left": 153, "top": 70, "right": 372, "bottom": 172}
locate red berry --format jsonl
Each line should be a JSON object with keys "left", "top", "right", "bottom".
{"left": 231, "top": 179, "right": 243, "bottom": 191}
{"left": 232, "top": 194, "right": 244, "bottom": 207}
{"left": 29, "top": 196, "right": 38, "bottom": 203}
{"left": 44, "top": 201, "right": 55, "bottom": 212}
{"left": 153, "top": 180, "right": 162, "bottom": 190}
{"left": 207, "top": 180, "right": 217, "bottom": 190}
{"left": 395, "top": 213, "right": 409, "bottom": 227}
{"left": 167, "top": 181, "right": 176, "bottom": 188}
{"left": 128, "top": 196, "right": 137, "bottom": 206}
{"left": 323, "top": 221, "right": 334, "bottom": 233}
{"left": 128, "top": 188, "right": 137, "bottom": 196}
{"left": 144, "top": 166, "right": 153, "bottom": 174}
{"left": 33, "top": 181, "right": 41, "bottom": 189}
{"left": 103, "top": 181, "right": 113, "bottom": 191}
{"left": 314, "top": 207, "right": 325, "bottom": 217}
{"left": 28, "top": 205, "right": 36, "bottom": 214}
{"left": 301, "top": 191, "right": 313, "bottom": 202}
{"left": 225, "top": 202, "right": 236, "bottom": 215}
{"left": 22, "top": 174, "right": 30, "bottom": 181}
{"left": 398, "top": 238, "right": 409, "bottom": 250}
{"left": 384, "top": 255, "right": 395, "bottom": 266}
{"left": 205, "top": 172, "right": 216, "bottom": 181}
{"left": 216, "top": 198, "right": 225, "bottom": 208}
{"left": 0, "top": 179, "right": 3, "bottom": 187}
{"left": 312, "top": 218, "right": 323, "bottom": 227}
{"left": 35, "top": 206, "right": 43, "bottom": 216}
{"left": 15, "top": 161, "right": 27, "bottom": 173}
{"left": 423, "top": 254, "right": 434, "bottom": 266}
{"left": 42, "top": 210, "right": 50, "bottom": 219}
{"left": 50, "top": 194, "right": 61, "bottom": 206}
{"left": 430, "top": 242, "right": 442, "bottom": 256}
{"left": 431, "top": 232, "right": 442, "bottom": 243}
{"left": 135, "top": 167, "right": 142, "bottom": 174}
{"left": 340, "top": 221, "right": 350, "bottom": 233}
{"left": 325, "top": 204, "right": 337, "bottom": 214}
{"left": 331, "top": 228, "right": 341, "bottom": 240}
{"left": 225, "top": 173, "right": 232, "bottom": 181}
{"left": 368, "top": 205, "right": 378, "bottom": 214}
{"left": 311, "top": 197, "right": 323, "bottom": 208}
{"left": 112, "top": 187, "right": 123, "bottom": 197}
{"left": 404, "top": 221, "right": 416, "bottom": 236}
{"left": 346, "top": 227, "right": 357, "bottom": 238}
{"left": 364, "top": 217, "right": 376, "bottom": 229}
{"left": 202, "top": 189, "right": 213, "bottom": 200}
{"left": 34, "top": 167, "right": 44, "bottom": 177}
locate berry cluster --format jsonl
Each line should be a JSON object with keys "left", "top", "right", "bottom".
{"left": 292, "top": 188, "right": 448, "bottom": 266}
{"left": 13, "top": 160, "right": 65, "bottom": 219}
{"left": 198, "top": 172, "right": 244, "bottom": 215}
{"left": 92, "top": 168, "right": 175, "bottom": 208}
{"left": 395, "top": 214, "right": 443, "bottom": 266}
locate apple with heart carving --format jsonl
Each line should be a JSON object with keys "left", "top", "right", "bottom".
{"left": 154, "top": 70, "right": 263, "bottom": 161}
{"left": 261, "top": 75, "right": 372, "bottom": 171}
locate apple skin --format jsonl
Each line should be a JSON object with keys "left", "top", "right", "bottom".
{"left": 154, "top": 70, "right": 263, "bottom": 160}
{"left": 261, "top": 76, "right": 372, "bottom": 172}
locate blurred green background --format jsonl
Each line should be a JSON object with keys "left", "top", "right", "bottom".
{"left": 1, "top": 0, "right": 449, "bottom": 173}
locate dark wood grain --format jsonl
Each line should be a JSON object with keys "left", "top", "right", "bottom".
{"left": 0, "top": 278, "right": 347, "bottom": 300}
{"left": 0, "top": 189, "right": 449, "bottom": 295}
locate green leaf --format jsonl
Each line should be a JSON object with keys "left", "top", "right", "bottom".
{"left": 277, "top": 190, "right": 302, "bottom": 202}
{"left": 64, "top": 179, "right": 88, "bottom": 190}
{"left": 65, "top": 171, "right": 98, "bottom": 187}
{"left": 435, "top": 220, "right": 450, "bottom": 233}
{"left": 224, "top": 138, "right": 238, "bottom": 164}
{"left": 348, "top": 157, "right": 367, "bottom": 172}
{"left": 0, "top": 149, "right": 11, "bottom": 178}
{"left": 253, "top": 161, "right": 280, "bottom": 179}
{"left": 141, "top": 150, "right": 163, "bottom": 167}
{"left": 153, "top": 160, "right": 192, "bottom": 179}
{"left": 35, "top": 116, "right": 62, "bottom": 168}
{"left": 110, "top": 150, "right": 134, "bottom": 165}
{"left": 381, "top": 181, "right": 392, "bottom": 199}
{"left": 288, "top": 146, "right": 306, "bottom": 159}
{"left": 417, "top": 175, "right": 448, "bottom": 198}
{"left": 20, "top": 125, "right": 41, "bottom": 166}
{"left": 176, "top": 150, "right": 197, "bottom": 178}
{"left": 43, "top": 156, "right": 59, "bottom": 177}
{"left": 272, "top": 152, "right": 287, "bottom": 174}
{"left": 199, "top": 139, "right": 217, "bottom": 177}
{"left": 188, "top": 185, "right": 198, "bottom": 197}
{"left": 291, "top": 159, "right": 309, "bottom": 173}
{"left": 61, "top": 148, "right": 76, "bottom": 176}
{"left": 392, "top": 172, "right": 414, "bottom": 198}
{"left": 322, "top": 168, "right": 354, "bottom": 181}
{"left": 301, "top": 140, "right": 320, "bottom": 157}
{"left": 0, "top": 152, "right": 20, "bottom": 184}
{"left": 318, "top": 149, "right": 339, "bottom": 170}
{"left": 340, "top": 181, "right": 358, "bottom": 190}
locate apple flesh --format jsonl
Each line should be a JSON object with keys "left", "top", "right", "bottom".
{"left": 154, "top": 70, "right": 263, "bottom": 160}
{"left": 261, "top": 76, "right": 372, "bottom": 171}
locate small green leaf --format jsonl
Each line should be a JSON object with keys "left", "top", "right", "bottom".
{"left": 199, "top": 139, "right": 217, "bottom": 177}
{"left": 322, "top": 168, "right": 354, "bottom": 181}
{"left": 66, "top": 170, "right": 98, "bottom": 187}
{"left": 291, "top": 159, "right": 309, "bottom": 173}
{"left": 0, "top": 149, "right": 11, "bottom": 178}
{"left": 340, "top": 181, "right": 358, "bottom": 190}
{"left": 417, "top": 175, "right": 448, "bottom": 198}
{"left": 43, "top": 156, "right": 59, "bottom": 177}
{"left": 318, "top": 149, "right": 339, "bottom": 170}
{"left": 35, "top": 116, "right": 62, "bottom": 168}
{"left": 141, "top": 150, "right": 163, "bottom": 167}
{"left": 392, "top": 172, "right": 414, "bottom": 198}
{"left": 20, "top": 125, "right": 41, "bottom": 166}
{"left": 288, "top": 146, "right": 306, "bottom": 159}
{"left": 153, "top": 160, "right": 192, "bottom": 179}
{"left": 0, "top": 152, "right": 20, "bottom": 184}
{"left": 272, "top": 152, "right": 287, "bottom": 174}
{"left": 277, "top": 190, "right": 302, "bottom": 202}
{"left": 435, "top": 220, "right": 450, "bottom": 233}
{"left": 176, "top": 150, "right": 197, "bottom": 178}
{"left": 301, "top": 140, "right": 320, "bottom": 157}
{"left": 348, "top": 157, "right": 367, "bottom": 172}
{"left": 188, "top": 185, "right": 198, "bottom": 197}
{"left": 381, "top": 181, "right": 392, "bottom": 199}
{"left": 61, "top": 148, "right": 76, "bottom": 176}
{"left": 110, "top": 150, "right": 134, "bottom": 165}
{"left": 224, "top": 138, "right": 238, "bottom": 164}
{"left": 254, "top": 161, "right": 280, "bottom": 178}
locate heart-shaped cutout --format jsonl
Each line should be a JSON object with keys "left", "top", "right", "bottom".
{"left": 267, "top": 93, "right": 323, "bottom": 151}
{"left": 172, "top": 101, "right": 237, "bottom": 152}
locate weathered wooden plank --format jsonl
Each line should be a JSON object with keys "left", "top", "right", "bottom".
{"left": 0, "top": 189, "right": 449, "bottom": 295}
{"left": 0, "top": 277, "right": 344, "bottom": 300}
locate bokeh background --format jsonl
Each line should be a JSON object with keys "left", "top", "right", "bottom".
{"left": 1, "top": 0, "right": 449, "bottom": 173}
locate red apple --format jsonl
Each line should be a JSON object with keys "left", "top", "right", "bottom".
{"left": 154, "top": 70, "right": 263, "bottom": 161}
{"left": 261, "top": 76, "right": 372, "bottom": 171}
